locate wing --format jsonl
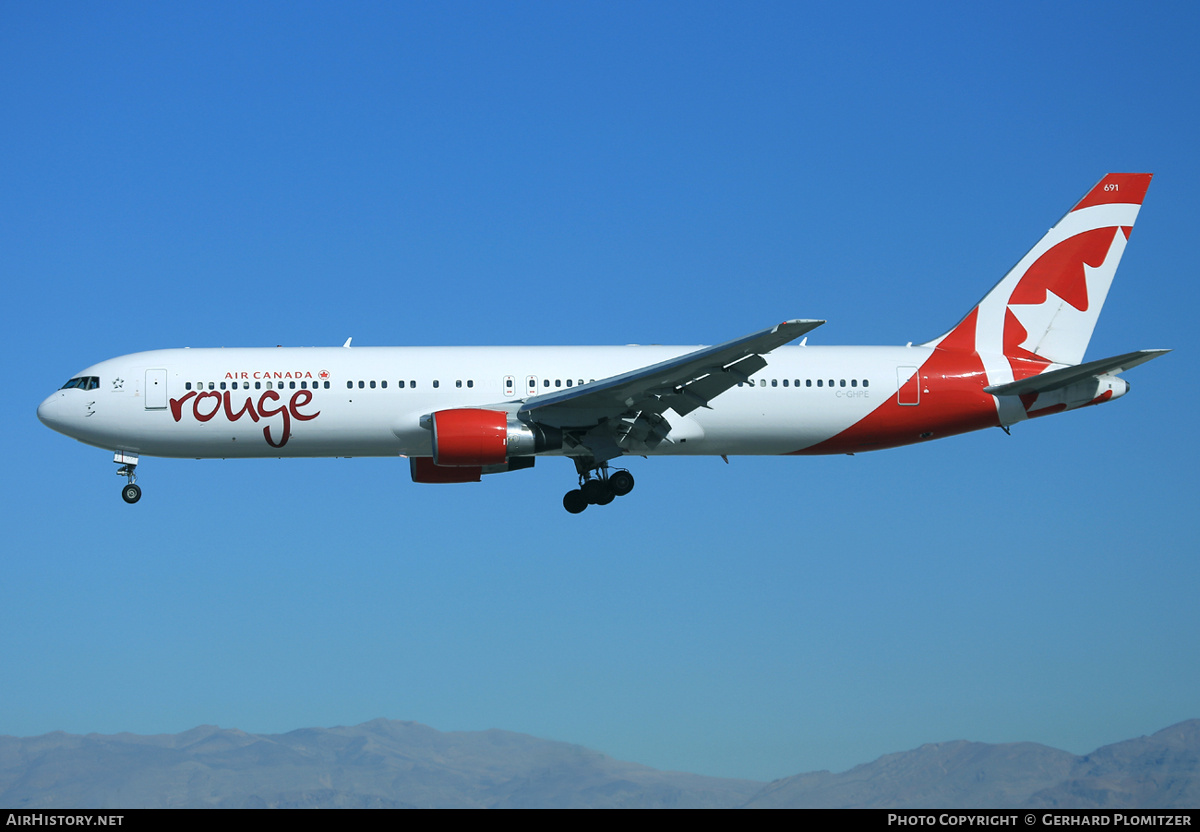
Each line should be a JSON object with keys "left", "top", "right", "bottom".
{"left": 519, "top": 319, "right": 824, "bottom": 463}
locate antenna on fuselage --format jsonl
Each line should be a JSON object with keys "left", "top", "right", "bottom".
{"left": 343, "top": 337, "right": 353, "bottom": 348}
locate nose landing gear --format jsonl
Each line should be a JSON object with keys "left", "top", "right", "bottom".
{"left": 121, "top": 480, "right": 142, "bottom": 504}
{"left": 562, "top": 464, "right": 635, "bottom": 514}
{"left": 115, "top": 451, "right": 141, "bottom": 504}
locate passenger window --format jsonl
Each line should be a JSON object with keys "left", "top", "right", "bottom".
{"left": 433, "top": 380, "right": 439, "bottom": 388}
{"left": 863, "top": 379, "right": 870, "bottom": 388}
{"left": 840, "top": 379, "right": 846, "bottom": 387}
{"left": 817, "top": 379, "right": 823, "bottom": 387}
{"left": 369, "top": 380, "right": 376, "bottom": 389}
{"left": 381, "top": 380, "right": 387, "bottom": 389}
{"left": 851, "top": 379, "right": 857, "bottom": 387}
{"left": 467, "top": 380, "right": 474, "bottom": 388}
{"left": 456, "top": 380, "right": 462, "bottom": 388}
{"left": 347, "top": 381, "right": 353, "bottom": 389}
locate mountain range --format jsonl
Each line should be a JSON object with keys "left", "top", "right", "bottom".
{"left": 1, "top": 718, "right": 1196, "bottom": 809}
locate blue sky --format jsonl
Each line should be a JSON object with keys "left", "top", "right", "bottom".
{"left": 3, "top": 2, "right": 1197, "bottom": 782}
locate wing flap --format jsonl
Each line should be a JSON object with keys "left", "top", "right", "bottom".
{"left": 655, "top": 354, "right": 769, "bottom": 416}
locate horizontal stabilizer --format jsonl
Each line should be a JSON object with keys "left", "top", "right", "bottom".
{"left": 984, "top": 349, "right": 1170, "bottom": 397}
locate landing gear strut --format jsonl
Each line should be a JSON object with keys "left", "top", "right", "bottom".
{"left": 563, "top": 462, "right": 635, "bottom": 514}
{"left": 115, "top": 451, "right": 141, "bottom": 504}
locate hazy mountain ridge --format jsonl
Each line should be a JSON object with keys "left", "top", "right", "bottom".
{"left": 0, "top": 718, "right": 762, "bottom": 809}
{"left": 1, "top": 718, "right": 1196, "bottom": 809}
{"left": 743, "top": 720, "right": 1200, "bottom": 809}
{"left": 1022, "top": 720, "right": 1200, "bottom": 809}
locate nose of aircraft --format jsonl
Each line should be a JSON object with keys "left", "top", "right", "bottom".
{"left": 37, "top": 392, "right": 70, "bottom": 434}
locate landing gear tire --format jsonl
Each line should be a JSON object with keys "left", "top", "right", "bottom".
{"left": 122, "top": 483, "right": 142, "bottom": 504}
{"left": 563, "top": 489, "right": 587, "bottom": 514}
{"left": 581, "top": 479, "right": 610, "bottom": 505}
{"left": 609, "top": 470, "right": 635, "bottom": 497}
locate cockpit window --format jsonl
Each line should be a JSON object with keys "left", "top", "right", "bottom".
{"left": 60, "top": 376, "right": 99, "bottom": 391}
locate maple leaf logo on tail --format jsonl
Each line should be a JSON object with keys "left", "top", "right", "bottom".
{"left": 1003, "top": 223, "right": 1134, "bottom": 377}
{"left": 925, "top": 173, "right": 1151, "bottom": 391}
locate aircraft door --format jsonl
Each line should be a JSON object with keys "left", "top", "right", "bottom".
{"left": 896, "top": 366, "right": 920, "bottom": 406}
{"left": 145, "top": 369, "right": 168, "bottom": 410}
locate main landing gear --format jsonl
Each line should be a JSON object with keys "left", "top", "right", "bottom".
{"left": 562, "top": 464, "right": 635, "bottom": 514}
{"left": 115, "top": 452, "right": 141, "bottom": 504}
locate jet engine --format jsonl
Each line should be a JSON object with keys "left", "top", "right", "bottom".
{"left": 430, "top": 409, "right": 561, "bottom": 467}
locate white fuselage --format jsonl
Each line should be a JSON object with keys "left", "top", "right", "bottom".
{"left": 37, "top": 343, "right": 942, "bottom": 460}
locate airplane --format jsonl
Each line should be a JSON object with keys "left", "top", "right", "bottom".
{"left": 38, "top": 173, "right": 1168, "bottom": 513}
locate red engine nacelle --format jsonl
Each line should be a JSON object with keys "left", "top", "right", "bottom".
{"left": 431, "top": 409, "right": 509, "bottom": 466}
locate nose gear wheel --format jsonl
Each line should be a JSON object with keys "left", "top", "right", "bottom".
{"left": 116, "top": 461, "right": 141, "bottom": 504}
